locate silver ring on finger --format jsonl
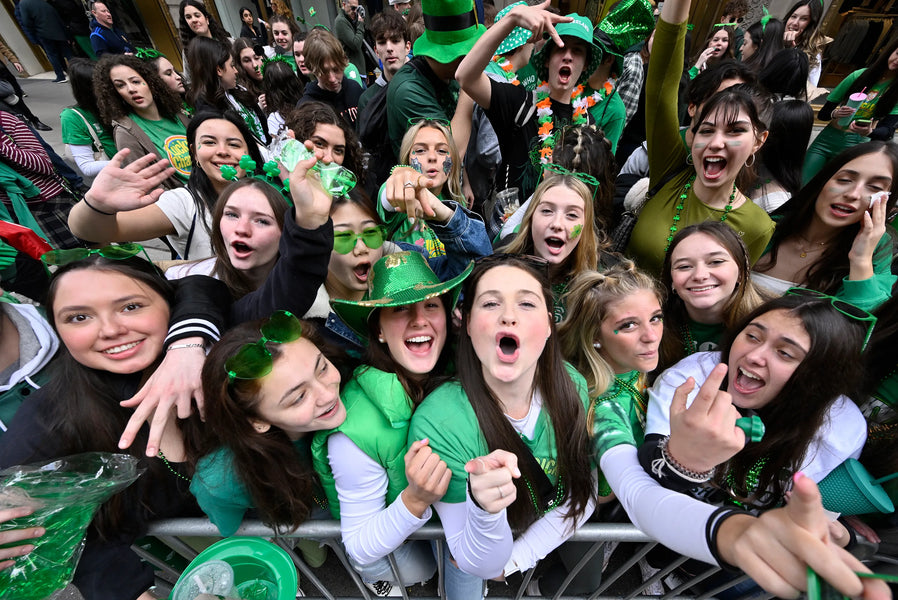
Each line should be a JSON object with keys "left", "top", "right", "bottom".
{"left": 404, "top": 181, "right": 415, "bottom": 188}
{"left": 497, "top": 486, "right": 505, "bottom": 499}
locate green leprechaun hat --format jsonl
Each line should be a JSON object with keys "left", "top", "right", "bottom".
{"left": 413, "top": 0, "right": 486, "bottom": 64}
{"left": 531, "top": 14, "right": 602, "bottom": 86}
{"left": 593, "top": 0, "right": 655, "bottom": 57}
{"left": 331, "top": 251, "right": 474, "bottom": 338}
{"left": 495, "top": 2, "right": 532, "bottom": 56}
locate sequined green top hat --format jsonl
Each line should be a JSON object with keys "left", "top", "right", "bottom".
{"left": 495, "top": 2, "right": 532, "bottom": 56}
{"left": 331, "top": 251, "right": 474, "bottom": 338}
{"left": 592, "top": 0, "right": 655, "bottom": 57}
{"left": 531, "top": 14, "right": 601, "bottom": 86}
{"left": 413, "top": 0, "right": 487, "bottom": 64}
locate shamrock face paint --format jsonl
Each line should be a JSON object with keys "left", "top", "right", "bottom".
{"left": 569, "top": 224, "right": 582, "bottom": 240}
{"left": 443, "top": 156, "right": 452, "bottom": 176}
{"left": 411, "top": 157, "right": 423, "bottom": 173}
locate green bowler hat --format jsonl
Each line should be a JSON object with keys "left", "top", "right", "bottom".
{"left": 593, "top": 0, "right": 655, "bottom": 57}
{"left": 331, "top": 251, "right": 474, "bottom": 338}
{"left": 495, "top": 2, "right": 532, "bottom": 56}
{"left": 413, "top": 0, "right": 487, "bottom": 64}
{"left": 531, "top": 14, "right": 602, "bottom": 86}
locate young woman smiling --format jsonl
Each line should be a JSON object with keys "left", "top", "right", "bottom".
{"left": 659, "top": 222, "right": 768, "bottom": 372}
{"left": 642, "top": 293, "right": 869, "bottom": 509}
{"left": 192, "top": 313, "right": 347, "bottom": 537}
{"left": 314, "top": 253, "right": 480, "bottom": 598}
{"left": 0, "top": 251, "right": 214, "bottom": 600}
{"left": 409, "top": 255, "right": 596, "bottom": 583}
{"left": 626, "top": 0, "right": 774, "bottom": 277}
{"left": 781, "top": 0, "right": 826, "bottom": 87}
{"left": 69, "top": 110, "right": 264, "bottom": 260}
{"left": 178, "top": 0, "right": 231, "bottom": 50}
{"left": 93, "top": 54, "right": 191, "bottom": 190}
{"left": 753, "top": 141, "right": 898, "bottom": 312}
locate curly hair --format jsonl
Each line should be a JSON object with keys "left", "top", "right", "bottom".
{"left": 93, "top": 54, "right": 183, "bottom": 127}
{"left": 283, "top": 101, "right": 365, "bottom": 186}
{"left": 178, "top": 0, "right": 231, "bottom": 49}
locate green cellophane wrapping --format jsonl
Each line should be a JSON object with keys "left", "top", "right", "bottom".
{"left": 0, "top": 453, "right": 144, "bottom": 600}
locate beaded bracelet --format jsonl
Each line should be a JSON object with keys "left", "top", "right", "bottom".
{"left": 390, "top": 164, "right": 412, "bottom": 175}
{"left": 659, "top": 436, "right": 715, "bottom": 483}
{"left": 83, "top": 196, "right": 115, "bottom": 216}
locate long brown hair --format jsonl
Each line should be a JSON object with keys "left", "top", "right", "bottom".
{"left": 659, "top": 222, "right": 768, "bottom": 371}
{"left": 93, "top": 54, "right": 183, "bottom": 127}
{"left": 456, "top": 256, "right": 595, "bottom": 532}
{"left": 210, "top": 178, "right": 289, "bottom": 299}
{"left": 715, "top": 295, "right": 866, "bottom": 508}
{"left": 44, "top": 256, "right": 205, "bottom": 539}
{"left": 199, "top": 318, "right": 339, "bottom": 530}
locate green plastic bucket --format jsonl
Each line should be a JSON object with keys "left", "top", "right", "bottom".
{"left": 170, "top": 537, "right": 298, "bottom": 600}
{"left": 817, "top": 459, "right": 896, "bottom": 516}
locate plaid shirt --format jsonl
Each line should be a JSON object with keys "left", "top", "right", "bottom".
{"left": 617, "top": 51, "right": 646, "bottom": 126}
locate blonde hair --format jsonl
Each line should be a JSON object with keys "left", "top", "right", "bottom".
{"left": 398, "top": 120, "right": 465, "bottom": 205}
{"left": 559, "top": 263, "right": 665, "bottom": 408}
{"left": 303, "top": 28, "right": 348, "bottom": 75}
{"left": 504, "top": 174, "right": 603, "bottom": 279}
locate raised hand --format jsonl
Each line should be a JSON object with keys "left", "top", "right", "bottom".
{"left": 694, "top": 47, "right": 716, "bottom": 71}
{"left": 666, "top": 364, "right": 746, "bottom": 473}
{"left": 385, "top": 166, "right": 438, "bottom": 223}
{"left": 402, "top": 438, "right": 452, "bottom": 518}
{"left": 848, "top": 194, "right": 888, "bottom": 281}
{"left": 118, "top": 339, "right": 206, "bottom": 457}
{"left": 286, "top": 138, "right": 333, "bottom": 229}
{"left": 83, "top": 149, "right": 175, "bottom": 214}
{"left": 719, "top": 473, "right": 891, "bottom": 600}
{"left": 465, "top": 450, "right": 521, "bottom": 514}
{"left": 507, "top": 0, "right": 572, "bottom": 48}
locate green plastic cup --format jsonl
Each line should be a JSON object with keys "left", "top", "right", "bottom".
{"left": 817, "top": 459, "right": 895, "bottom": 515}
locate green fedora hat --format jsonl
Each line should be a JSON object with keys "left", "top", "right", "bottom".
{"left": 413, "top": 0, "right": 487, "bottom": 64}
{"left": 593, "top": 0, "right": 655, "bottom": 58}
{"left": 495, "top": 2, "right": 532, "bottom": 56}
{"left": 331, "top": 251, "right": 474, "bottom": 338}
{"left": 531, "top": 14, "right": 602, "bottom": 86}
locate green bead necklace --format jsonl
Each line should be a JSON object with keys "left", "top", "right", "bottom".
{"left": 614, "top": 373, "right": 647, "bottom": 420}
{"left": 522, "top": 475, "right": 565, "bottom": 516}
{"left": 665, "top": 174, "right": 738, "bottom": 251}
{"left": 681, "top": 324, "right": 697, "bottom": 356}
{"left": 158, "top": 450, "right": 191, "bottom": 483}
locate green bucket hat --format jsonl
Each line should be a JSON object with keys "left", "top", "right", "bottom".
{"left": 531, "top": 14, "right": 602, "bottom": 86}
{"left": 331, "top": 251, "right": 474, "bottom": 338}
{"left": 593, "top": 0, "right": 655, "bottom": 57}
{"left": 495, "top": 2, "right": 532, "bottom": 56}
{"left": 413, "top": 0, "right": 487, "bottom": 64}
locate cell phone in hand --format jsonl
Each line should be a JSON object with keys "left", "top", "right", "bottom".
{"left": 854, "top": 119, "right": 872, "bottom": 127}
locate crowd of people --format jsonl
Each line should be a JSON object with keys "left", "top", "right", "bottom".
{"left": 0, "top": 0, "right": 896, "bottom": 598}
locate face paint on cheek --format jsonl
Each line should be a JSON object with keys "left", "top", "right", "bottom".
{"left": 693, "top": 142, "right": 707, "bottom": 150}
{"left": 443, "top": 156, "right": 452, "bottom": 176}
{"left": 569, "top": 224, "right": 582, "bottom": 240}
{"left": 724, "top": 140, "right": 743, "bottom": 146}
{"left": 613, "top": 329, "right": 620, "bottom": 334}
{"left": 410, "top": 157, "right": 422, "bottom": 173}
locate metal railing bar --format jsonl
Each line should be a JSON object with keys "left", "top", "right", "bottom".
{"left": 552, "top": 541, "right": 606, "bottom": 600}
{"left": 661, "top": 565, "right": 721, "bottom": 599}
{"left": 695, "top": 573, "right": 750, "bottom": 600}
{"left": 589, "top": 542, "right": 659, "bottom": 599}
{"left": 155, "top": 534, "right": 199, "bottom": 562}
{"left": 274, "top": 537, "right": 336, "bottom": 600}
{"left": 131, "top": 543, "right": 181, "bottom": 582}
{"left": 625, "top": 554, "right": 690, "bottom": 600}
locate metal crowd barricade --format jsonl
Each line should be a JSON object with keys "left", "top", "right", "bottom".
{"left": 142, "top": 520, "right": 770, "bottom": 600}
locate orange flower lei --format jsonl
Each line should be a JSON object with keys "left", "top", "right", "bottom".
{"left": 535, "top": 82, "right": 589, "bottom": 164}
{"left": 492, "top": 55, "right": 520, "bottom": 86}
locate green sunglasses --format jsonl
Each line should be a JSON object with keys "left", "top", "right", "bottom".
{"left": 784, "top": 287, "right": 877, "bottom": 352}
{"left": 333, "top": 225, "right": 387, "bottom": 255}
{"left": 225, "top": 310, "right": 303, "bottom": 382}
{"left": 41, "top": 243, "right": 151, "bottom": 267}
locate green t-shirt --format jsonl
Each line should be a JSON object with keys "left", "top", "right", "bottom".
{"left": 60, "top": 107, "right": 116, "bottom": 158}
{"left": 828, "top": 69, "right": 898, "bottom": 121}
{"left": 129, "top": 114, "right": 191, "bottom": 183}
{"left": 517, "top": 63, "right": 538, "bottom": 91}
{"left": 408, "top": 363, "right": 590, "bottom": 504}
{"left": 590, "top": 370, "right": 647, "bottom": 496}
{"left": 684, "top": 319, "right": 725, "bottom": 355}
{"left": 585, "top": 83, "right": 626, "bottom": 154}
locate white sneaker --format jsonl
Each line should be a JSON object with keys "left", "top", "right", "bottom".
{"left": 364, "top": 580, "right": 402, "bottom": 597}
